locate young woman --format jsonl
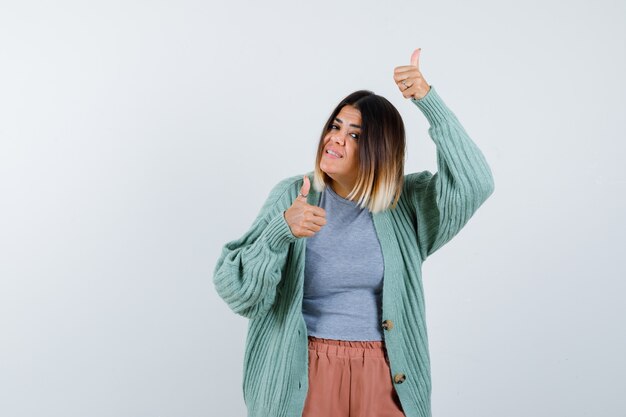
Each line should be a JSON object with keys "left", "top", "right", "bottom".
{"left": 213, "top": 48, "right": 495, "bottom": 417}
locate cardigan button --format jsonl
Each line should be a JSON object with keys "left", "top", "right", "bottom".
{"left": 393, "top": 373, "right": 406, "bottom": 384}
{"left": 382, "top": 319, "right": 394, "bottom": 331}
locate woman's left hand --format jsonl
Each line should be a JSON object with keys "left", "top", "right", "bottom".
{"left": 394, "top": 48, "right": 431, "bottom": 100}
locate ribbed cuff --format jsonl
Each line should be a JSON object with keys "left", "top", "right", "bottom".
{"left": 259, "top": 210, "right": 299, "bottom": 247}
{"left": 410, "top": 85, "right": 458, "bottom": 127}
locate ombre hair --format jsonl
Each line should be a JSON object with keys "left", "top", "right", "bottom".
{"left": 313, "top": 90, "right": 406, "bottom": 214}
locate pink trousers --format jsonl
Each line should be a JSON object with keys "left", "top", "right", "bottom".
{"left": 302, "top": 335, "right": 406, "bottom": 417}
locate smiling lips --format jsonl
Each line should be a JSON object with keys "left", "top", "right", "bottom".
{"left": 325, "top": 148, "right": 343, "bottom": 158}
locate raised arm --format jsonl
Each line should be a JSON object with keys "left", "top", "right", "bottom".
{"left": 394, "top": 48, "right": 494, "bottom": 260}
{"left": 407, "top": 85, "right": 495, "bottom": 259}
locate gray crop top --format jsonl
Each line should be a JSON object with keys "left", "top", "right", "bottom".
{"left": 302, "top": 185, "right": 385, "bottom": 341}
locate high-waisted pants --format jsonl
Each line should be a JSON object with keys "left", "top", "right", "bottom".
{"left": 302, "top": 335, "right": 406, "bottom": 417}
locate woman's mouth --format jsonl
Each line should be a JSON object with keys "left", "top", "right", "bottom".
{"left": 325, "top": 149, "right": 342, "bottom": 159}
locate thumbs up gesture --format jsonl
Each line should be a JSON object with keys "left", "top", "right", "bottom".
{"left": 393, "top": 48, "right": 431, "bottom": 100}
{"left": 284, "top": 176, "right": 327, "bottom": 238}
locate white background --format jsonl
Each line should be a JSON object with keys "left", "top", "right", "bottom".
{"left": 1, "top": 1, "right": 625, "bottom": 416}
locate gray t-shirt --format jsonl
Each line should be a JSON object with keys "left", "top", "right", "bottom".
{"left": 302, "top": 184, "right": 385, "bottom": 341}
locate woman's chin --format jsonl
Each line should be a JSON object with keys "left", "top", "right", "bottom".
{"left": 320, "top": 161, "right": 338, "bottom": 174}
{"left": 320, "top": 166, "right": 336, "bottom": 178}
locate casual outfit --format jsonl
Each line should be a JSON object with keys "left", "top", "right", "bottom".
{"left": 213, "top": 85, "right": 495, "bottom": 417}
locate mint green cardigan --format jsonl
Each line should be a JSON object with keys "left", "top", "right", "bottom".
{"left": 213, "top": 85, "right": 495, "bottom": 417}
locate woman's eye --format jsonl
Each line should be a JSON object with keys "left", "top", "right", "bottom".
{"left": 329, "top": 124, "right": 358, "bottom": 139}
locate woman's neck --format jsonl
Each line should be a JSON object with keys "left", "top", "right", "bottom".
{"left": 330, "top": 179, "right": 353, "bottom": 199}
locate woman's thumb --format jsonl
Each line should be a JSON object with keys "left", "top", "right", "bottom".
{"left": 299, "top": 175, "right": 310, "bottom": 199}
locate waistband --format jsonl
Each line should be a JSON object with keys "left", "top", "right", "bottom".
{"left": 307, "top": 335, "right": 387, "bottom": 358}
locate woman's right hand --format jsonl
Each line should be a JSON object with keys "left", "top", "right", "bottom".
{"left": 284, "top": 176, "right": 327, "bottom": 238}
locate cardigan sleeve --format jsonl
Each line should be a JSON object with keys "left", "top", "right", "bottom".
{"left": 407, "top": 85, "right": 495, "bottom": 260}
{"left": 212, "top": 178, "right": 299, "bottom": 319}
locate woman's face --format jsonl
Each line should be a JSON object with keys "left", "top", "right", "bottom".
{"left": 320, "top": 105, "right": 362, "bottom": 192}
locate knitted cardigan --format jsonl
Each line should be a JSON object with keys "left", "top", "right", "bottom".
{"left": 213, "top": 85, "right": 495, "bottom": 417}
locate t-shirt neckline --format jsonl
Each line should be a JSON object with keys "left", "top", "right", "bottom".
{"left": 326, "top": 185, "right": 360, "bottom": 207}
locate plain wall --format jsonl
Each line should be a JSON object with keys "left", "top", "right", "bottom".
{"left": 1, "top": 0, "right": 624, "bottom": 416}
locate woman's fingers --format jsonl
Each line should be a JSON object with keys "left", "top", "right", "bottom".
{"left": 309, "top": 206, "right": 326, "bottom": 220}
{"left": 393, "top": 68, "right": 422, "bottom": 91}
{"left": 307, "top": 211, "right": 327, "bottom": 227}
{"left": 284, "top": 182, "right": 327, "bottom": 238}
{"left": 304, "top": 222, "right": 323, "bottom": 234}
{"left": 393, "top": 66, "right": 420, "bottom": 80}
{"left": 394, "top": 65, "right": 419, "bottom": 74}
{"left": 393, "top": 48, "right": 429, "bottom": 100}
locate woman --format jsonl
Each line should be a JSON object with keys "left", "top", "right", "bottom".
{"left": 213, "top": 48, "right": 495, "bottom": 417}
